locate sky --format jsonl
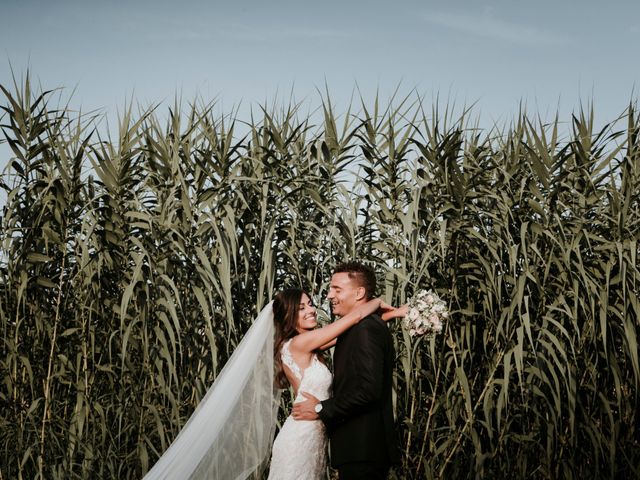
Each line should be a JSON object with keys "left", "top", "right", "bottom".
{"left": 0, "top": 0, "right": 639, "bottom": 144}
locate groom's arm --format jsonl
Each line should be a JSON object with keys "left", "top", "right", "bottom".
{"left": 318, "top": 318, "right": 386, "bottom": 427}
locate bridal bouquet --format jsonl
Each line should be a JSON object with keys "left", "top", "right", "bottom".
{"left": 403, "top": 289, "right": 448, "bottom": 338}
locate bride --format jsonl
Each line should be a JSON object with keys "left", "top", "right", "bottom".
{"left": 142, "top": 289, "right": 404, "bottom": 480}
{"left": 268, "top": 288, "right": 402, "bottom": 479}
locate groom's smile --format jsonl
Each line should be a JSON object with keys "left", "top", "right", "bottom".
{"left": 327, "top": 272, "right": 364, "bottom": 318}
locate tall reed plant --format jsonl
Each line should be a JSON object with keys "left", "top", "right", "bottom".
{"left": 1, "top": 76, "right": 638, "bottom": 479}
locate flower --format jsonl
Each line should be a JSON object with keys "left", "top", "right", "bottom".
{"left": 402, "top": 289, "right": 449, "bottom": 338}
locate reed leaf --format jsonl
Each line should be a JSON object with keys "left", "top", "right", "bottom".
{"left": 1, "top": 77, "right": 638, "bottom": 479}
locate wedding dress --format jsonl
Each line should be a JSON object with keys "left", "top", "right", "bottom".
{"left": 267, "top": 339, "right": 332, "bottom": 480}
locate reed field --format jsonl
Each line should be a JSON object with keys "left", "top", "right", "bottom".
{"left": 0, "top": 76, "right": 638, "bottom": 479}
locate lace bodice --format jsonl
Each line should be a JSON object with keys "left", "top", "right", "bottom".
{"left": 281, "top": 339, "right": 332, "bottom": 402}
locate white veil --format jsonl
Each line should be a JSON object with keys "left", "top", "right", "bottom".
{"left": 143, "top": 302, "right": 280, "bottom": 480}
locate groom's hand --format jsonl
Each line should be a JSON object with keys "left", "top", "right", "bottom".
{"left": 291, "top": 392, "right": 320, "bottom": 421}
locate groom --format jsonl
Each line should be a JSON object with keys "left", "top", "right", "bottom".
{"left": 292, "top": 261, "right": 400, "bottom": 479}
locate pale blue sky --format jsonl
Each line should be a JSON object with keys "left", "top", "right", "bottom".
{"left": 1, "top": 0, "right": 639, "bottom": 129}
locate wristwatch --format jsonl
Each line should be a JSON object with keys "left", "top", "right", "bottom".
{"left": 314, "top": 403, "right": 323, "bottom": 414}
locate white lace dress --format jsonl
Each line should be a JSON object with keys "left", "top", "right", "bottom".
{"left": 267, "top": 339, "right": 332, "bottom": 480}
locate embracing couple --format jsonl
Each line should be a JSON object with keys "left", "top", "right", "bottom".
{"left": 143, "top": 261, "right": 406, "bottom": 480}
{"left": 267, "top": 261, "right": 405, "bottom": 479}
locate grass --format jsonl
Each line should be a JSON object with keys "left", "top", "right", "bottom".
{"left": 0, "top": 75, "right": 638, "bottom": 479}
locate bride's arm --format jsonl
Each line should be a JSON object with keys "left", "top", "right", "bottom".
{"left": 318, "top": 303, "right": 406, "bottom": 351}
{"left": 381, "top": 304, "right": 408, "bottom": 321}
{"left": 291, "top": 298, "right": 384, "bottom": 353}
{"left": 319, "top": 339, "right": 336, "bottom": 351}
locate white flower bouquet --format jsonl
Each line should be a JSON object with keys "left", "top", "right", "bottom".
{"left": 403, "top": 289, "right": 449, "bottom": 338}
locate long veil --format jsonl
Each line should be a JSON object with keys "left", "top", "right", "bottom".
{"left": 143, "top": 302, "right": 280, "bottom": 480}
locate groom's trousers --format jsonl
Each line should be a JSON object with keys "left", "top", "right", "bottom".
{"left": 338, "top": 461, "right": 390, "bottom": 480}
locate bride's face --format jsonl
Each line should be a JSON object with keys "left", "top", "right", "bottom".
{"left": 296, "top": 293, "right": 317, "bottom": 333}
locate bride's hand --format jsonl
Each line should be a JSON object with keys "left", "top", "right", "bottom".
{"left": 380, "top": 304, "right": 408, "bottom": 322}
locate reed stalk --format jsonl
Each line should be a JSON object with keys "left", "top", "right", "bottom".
{"left": 1, "top": 76, "right": 638, "bottom": 479}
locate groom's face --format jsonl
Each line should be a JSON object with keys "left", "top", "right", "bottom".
{"left": 327, "top": 272, "right": 362, "bottom": 317}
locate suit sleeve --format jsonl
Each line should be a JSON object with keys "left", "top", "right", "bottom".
{"left": 319, "top": 319, "right": 386, "bottom": 427}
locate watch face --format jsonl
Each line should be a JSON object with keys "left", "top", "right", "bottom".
{"left": 314, "top": 404, "right": 322, "bottom": 413}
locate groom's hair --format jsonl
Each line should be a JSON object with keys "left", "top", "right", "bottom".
{"left": 333, "top": 261, "right": 377, "bottom": 299}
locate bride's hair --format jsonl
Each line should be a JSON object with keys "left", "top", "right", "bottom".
{"left": 273, "top": 288, "right": 305, "bottom": 389}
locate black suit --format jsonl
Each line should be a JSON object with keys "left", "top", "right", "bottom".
{"left": 318, "top": 314, "right": 400, "bottom": 477}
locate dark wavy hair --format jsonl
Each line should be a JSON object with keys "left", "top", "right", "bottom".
{"left": 333, "top": 261, "right": 377, "bottom": 299}
{"left": 273, "top": 288, "right": 305, "bottom": 389}
{"left": 273, "top": 288, "right": 328, "bottom": 389}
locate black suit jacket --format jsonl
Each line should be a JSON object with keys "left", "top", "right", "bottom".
{"left": 318, "top": 314, "right": 400, "bottom": 467}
